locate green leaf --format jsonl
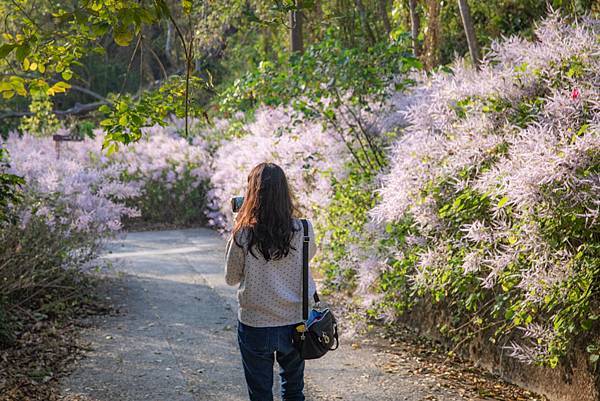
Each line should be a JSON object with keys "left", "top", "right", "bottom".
{"left": 104, "top": 142, "right": 119, "bottom": 156}
{"left": 98, "top": 105, "right": 111, "bottom": 114}
{"left": 182, "top": 0, "right": 193, "bottom": 14}
{"left": 497, "top": 196, "right": 509, "bottom": 208}
{"left": 47, "top": 81, "right": 71, "bottom": 96}
{"left": 9, "top": 76, "right": 26, "bottom": 96}
{"left": 92, "top": 22, "right": 110, "bottom": 36}
{"left": 114, "top": 28, "right": 134, "bottom": 46}
{"left": 2, "top": 90, "right": 15, "bottom": 99}
{"left": 61, "top": 69, "right": 73, "bottom": 81}
{"left": 0, "top": 44, "right": 16, "bottom": 58}
{"left": 581, "top": 319, "right": 593, "bottom": 331}
{"left": 15, "top": 43, "right": 31, "bottom": 62}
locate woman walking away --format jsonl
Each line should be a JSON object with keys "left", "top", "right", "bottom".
{"left": 225, "top": 162, "right": 317, "bottom": 401}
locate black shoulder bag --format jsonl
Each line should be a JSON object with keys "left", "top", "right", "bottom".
{"left": 292, "top": 219, "right": 339, "bottom": 360}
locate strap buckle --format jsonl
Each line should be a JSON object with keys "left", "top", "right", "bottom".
{"left": 303, "top": 235, "right": 310, "bottom": 243}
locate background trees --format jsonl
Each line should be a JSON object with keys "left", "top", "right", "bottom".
{"left": 1, "top": 0, "right": 596, "bottom": 139}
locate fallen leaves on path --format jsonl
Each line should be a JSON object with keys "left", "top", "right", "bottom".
{"left": 373, "top": 325, "right": 547, "bottom": 401}
{"left": 0, "top": 276, "right": 115, "bottom": 401}
{"left": 328, "top": 292, "right": 548, "bottom": 401}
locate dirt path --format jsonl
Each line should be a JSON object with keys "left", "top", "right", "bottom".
{"left": 59, "top": 228, "right": 523, "bottom": 401}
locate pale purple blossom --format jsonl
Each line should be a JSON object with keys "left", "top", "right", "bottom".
{"left": 360, "top": 15, "right": 599, "bottom": 364}
{"left": 460, "top": 220, "right": 492, "bottom": 244}
{"left": 3, "top": 121, "right": 211, "bottom": 238}
{"left": 461, "top": 251, "right": 483, "bottom": 275}
{"left": 206, "top": 105, "right": 350, "bottom": 232}
{"left": 4, "top": 133, "right": 142, "bottom": 235}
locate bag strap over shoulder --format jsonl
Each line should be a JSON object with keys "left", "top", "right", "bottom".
{"left": 301, "top": 219, "right": 320, "bottom": 321}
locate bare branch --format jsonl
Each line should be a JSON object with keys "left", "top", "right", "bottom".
{"left": 0, "top": 101, "right": 109, "bottom": 119}
{"left": 65, "top": 84, "right": 109, "bottom": 102}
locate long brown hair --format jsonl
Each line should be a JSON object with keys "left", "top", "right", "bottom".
{"left": 232, "top": 162, "right": 299, "bottom": 261}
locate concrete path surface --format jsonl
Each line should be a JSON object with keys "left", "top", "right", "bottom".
{"left": 59, "top": 228, "right": 477, "bottom": 401}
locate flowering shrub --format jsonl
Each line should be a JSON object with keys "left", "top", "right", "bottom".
{"left": 99, "top": 122, "right": 212, "bottom": 226}
{"left": 4, "top": 131, "right": 141, "bottom": 235}
{"left": 3, "top": 13, "right": 597, "bottom": 373}
{"left": 4, "top": 121, "right": 213, "bottom": 231}
{"left": 1, "top": 121, "right": 212, "bottom": 345}
{"left": 314, "top": 157, "right": 382, "bottom": 292}
{"left": 358, "top": 15, "right": 600, "bottom": 367}
{"left": 205, "top": 106, "right": 350, "bottom": 231}
{"left": 1, "top": 133, "right": 129, "bottom": 344}
{"left": 0, "top": 148, "right": 24, "bottom": 223}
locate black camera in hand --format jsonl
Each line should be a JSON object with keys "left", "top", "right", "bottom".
{"left": 231, "top": 196, "right": 244, "bottom": 213}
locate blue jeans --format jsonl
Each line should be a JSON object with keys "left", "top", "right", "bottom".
{"left": 237, "top": 321, "right": 305, "bottom": 401}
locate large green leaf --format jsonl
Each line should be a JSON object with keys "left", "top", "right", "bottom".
{"left": 0, "top": 44, "right": 16, "bottom": 58}
{"left": 113, "top": 27, "right": 134, "bottom": 46}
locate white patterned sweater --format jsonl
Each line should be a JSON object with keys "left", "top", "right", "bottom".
{"left": 224, "top": 218, "right": 317, "bottom": 327}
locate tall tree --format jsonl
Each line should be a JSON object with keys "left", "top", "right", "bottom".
{"left": 457, "top": 0, "right": 481, "bottom": 68}
{"left": 354, "top": 0, "right": 377, "bottom": 45}
{"left": 423, "top": 0, "right": 442, "bottom": 69}
{"left": 378, "top": 0, "right": 391, "bottom": 36}
{"left": 290, "top": 0, "right": 304, "bottom": 53}
{"left": 408, "top": 0, "right": 421, "bottom": 56}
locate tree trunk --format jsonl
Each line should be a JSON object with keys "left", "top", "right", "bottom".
{"left": 165, "top": 20, "right": 174, "bottom": 64}
{"left": 290, "top": 0, "right": 304, "bottom": 54}
{"left": 260, "top": 27, "right": 272, "bottom": 58}
{"left": 423, "top": 0, "right": 441, "bottom": 69}
{"left": 354, "top": 0, "right": 376, "bottom": 45}
{"left": 337, "top": 0, "right": 356, "bottom": 47}
{"left": 457, "top": 0, "right": 480, "bottom": 68}
{"left": 313, "top": 0, "right": 323, "bottom": 41}
{"left": 378, "top": 0, "right": 391, "bottom": 36}
{"left": 408, "top": 0, "right": 421, "bottom": 56}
